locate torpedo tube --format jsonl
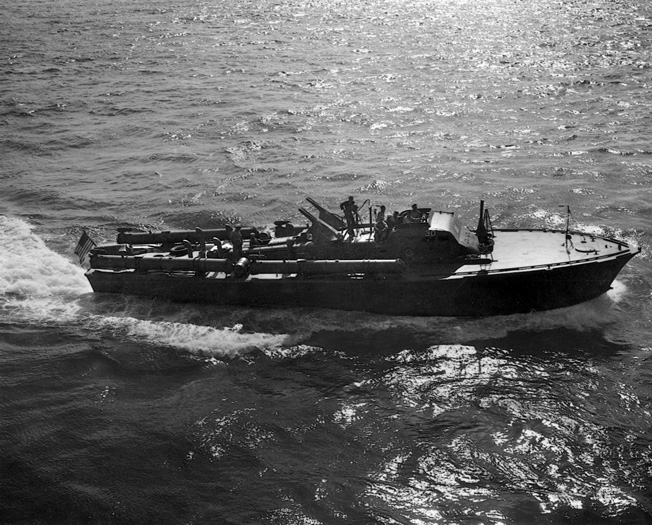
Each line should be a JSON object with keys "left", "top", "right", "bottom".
{"left": 90, "top": 254, "right": 233, "bottom": 274}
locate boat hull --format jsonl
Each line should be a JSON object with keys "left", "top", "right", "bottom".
{"left": 85, "top": 251, "right": 635, "bottom": 316}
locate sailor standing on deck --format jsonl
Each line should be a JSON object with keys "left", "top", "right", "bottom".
{"left": 230, "top": 225, "right": 244, "bottom": 259}
{"left": 340, "top": 196, "right": 358, "bottom": 240}
{"left": 374, "top": 216, "right": 388, "bottom": 242}
{"left": 375, "top": 205, "right": 386, "bottom": 223}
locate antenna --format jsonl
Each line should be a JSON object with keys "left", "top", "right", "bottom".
{"left": 559, "top": 205, "right": 572, "bottom": 251}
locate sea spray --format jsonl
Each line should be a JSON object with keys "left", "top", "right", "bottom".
{"left": 0, "top": 216, "right": 89, "bottom": 297}
{"left": 84, "top": 316, "right": 299, "bottom": 358}
{"left": 0, "top": 216, "right": 90, "bottom": 323}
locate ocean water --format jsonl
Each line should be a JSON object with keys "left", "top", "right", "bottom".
{"left": 2, "top": 0, "right": 652, "bottom": 523}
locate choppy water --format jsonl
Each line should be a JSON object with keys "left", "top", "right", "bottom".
{"left": 2, "top": 0, "right": 652, "bottom": 523}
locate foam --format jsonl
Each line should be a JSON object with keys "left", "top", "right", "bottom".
{"left": 606, "top": 279, "right": 627, "bottom": 303}
{"left": 0, "top": 216, "right": 90, "bottom": 322}
{"left": 0, "top": 216, "right": 90, "bottom": 298}
{"left": 85, "top": 316, "right": 296, "bottom": 357}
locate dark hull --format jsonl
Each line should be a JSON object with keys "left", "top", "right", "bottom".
{"left": 86, "top": 252, "right": 634, "bottom": 316}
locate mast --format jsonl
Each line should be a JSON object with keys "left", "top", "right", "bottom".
{"left": 475, "top": 200, "right": 494, "bottom": 254}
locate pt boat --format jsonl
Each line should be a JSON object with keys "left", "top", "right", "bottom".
{"left": 78, "top": 199, "right": 640, "bottom": 316}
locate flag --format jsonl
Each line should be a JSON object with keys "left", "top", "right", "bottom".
{"left": 74, "top": 231, "right": 96, "bottom": 266}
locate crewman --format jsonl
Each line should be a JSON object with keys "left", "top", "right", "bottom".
{"left": 340, "top": 196, "right": 358, "bottom": 240}
{"left": 405, "top": 204, "right": 423, "bottom": 223}
{"left": 375, "top": 205, "right": 386, "bottom": 223}
{"left": 230, "top": 225, "right": 243, "bottom": 259}
{"left": 386, "top": 210, "right": 399, "bottom": 230}
{"left": 374, "top": 216, "right": 388, "bottom": 242}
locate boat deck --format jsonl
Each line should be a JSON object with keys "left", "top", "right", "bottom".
{"left": 455, "top": 229, "right": 633, "bottom": 276}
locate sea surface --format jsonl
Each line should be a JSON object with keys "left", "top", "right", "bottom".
{"left": 2, "top": 0, "right": 652, "bottom": 523}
